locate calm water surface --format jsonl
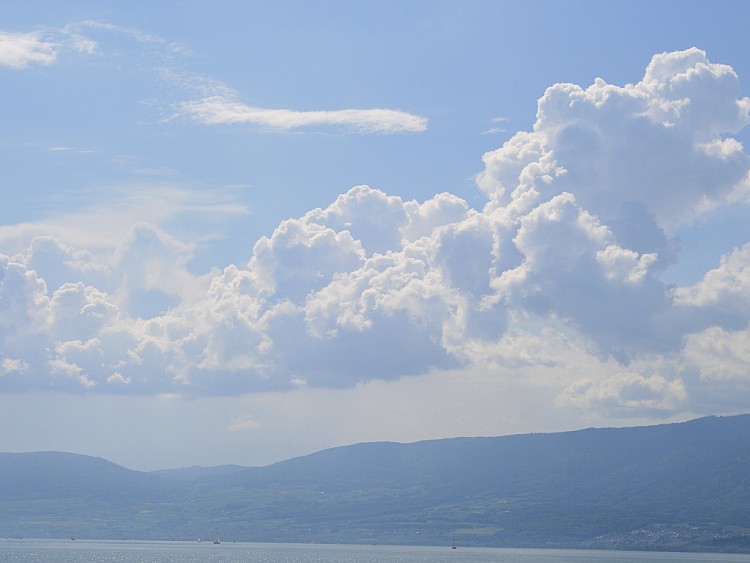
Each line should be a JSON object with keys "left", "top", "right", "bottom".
{"left": 0, "top": 539, "right": 747, "bottom": 563}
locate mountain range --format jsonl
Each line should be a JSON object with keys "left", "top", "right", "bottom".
{"left": 2, "top": 414, "right": 750, "bottom": 552}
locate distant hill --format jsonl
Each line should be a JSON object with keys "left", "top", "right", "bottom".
{"left": 2, "top": 415, "right": 750, "bottom": 552}
{"left": 150, "top": 464, "right": 249, "bottom": 481}
{"left": 0, "top": 451, "right": 171, "bottom": 500}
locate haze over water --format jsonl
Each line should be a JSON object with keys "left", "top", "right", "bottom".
{"left": 1, "top": 540, "right": 748, "bottom": 563}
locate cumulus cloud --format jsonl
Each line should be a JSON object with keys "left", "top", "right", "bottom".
{"left": 683, "top": 326, "right": 750, "bottom": 382}
{"left": 24, "top": 236, "right": 109, "bottom": 294}
{"left": 674, "top": 242, "right": 750, "bottom": 326}
{"left": 674, "top": 243, "right": 750, "bottom": 387}
{"left": 2, "top": 48, "right": 750, "bottom": 425}
{"left": 478, "top": 48, "right": 750, "bottom": 234}
{"left": 178, "top": 96, "right": 428, "bottom": 134}
{"left": 112, "top": 223, "right": 208, "bottom": 318}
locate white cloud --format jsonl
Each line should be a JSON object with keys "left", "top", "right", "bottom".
{"left": 674, "top": 242, "right": 750, "bottom": 323}
{"left": 675, "top": 244, "right": 750, "bottom": 384}
{"left": 305, "top": 185, "right": 412, "bottom": 254}
{"left": 0, "top": 256, "right": 50, "bottom": 340}
{"left": 112, "top": 223, "right": 209, "bottom": 317}
{"left": 0, "top": 184, "right": 248, "bottom": 263}
{"left": 50, "top": 283, "right": 119, "bottom": 342}
{"left": 25, "top": 236, "right": 109, "bottom": 294}
{"left": 249, "top": 216, "right": 366, "bottom": 301}
{"left": 478, "top": 48, "right": 750, "bottom": 233}
{"left": 2, "top": 47, "right": 750, "bottom": 429}
{"left": 178, "top": 96, "right": 428, "bottom": 134}
{"left": 67, "top": 33, "right": 97, "bottom": 55}
{"left": 227, "top": 414, "right": 261, "bottom": 432}
{"left": 0, "top": 24, "right": 101, "bottom": 70}
{"left": 558, "top": 372, "right": 687, "bottom": 417}
{"left": 0, "top": 31, "right": 57, "bottom": 68}
{"left": 74, "top": 19, "right": 166, "bottom": 46}
{"left": 684, "top": 326, "right": 750, "bottom": 382}
{"left": 401, "top": 192, "right": 472, "bottom": 242}
{"left": 0, "top": 356, "right": 28, "bottom": 376}
{"left": 596, "top": 245, "right": 658, "bottom": 285}
{"left": 1, "top": 22, "right": 425, "bottom": 140}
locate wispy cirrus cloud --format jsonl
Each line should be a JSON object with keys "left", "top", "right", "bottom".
{"left": 1, "top": 22, "right": 425, "bottom": 135}
{"left": 178, "top": 95, "right": 428, "bottom": 134}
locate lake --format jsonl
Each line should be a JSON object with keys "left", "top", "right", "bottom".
{"left": 0, "top": 540, "right": 748, "bottom": 562}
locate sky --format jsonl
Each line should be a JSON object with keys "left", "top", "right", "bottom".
{"left": 2, "top": 0, "right": 750, "bottom": 471}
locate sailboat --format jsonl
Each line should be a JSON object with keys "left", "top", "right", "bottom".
{"left": 214, "top": 536, "right": 221, "bottom": 544}
{"left": 452, "top": 531, "right": 457, "bottom": 549}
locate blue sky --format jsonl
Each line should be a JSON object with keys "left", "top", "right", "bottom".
{"left": 2, "top": 1, "right": 750, "bottom": 470}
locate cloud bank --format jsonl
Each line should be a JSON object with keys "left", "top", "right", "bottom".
{"left": 2, "top": 48, "right": 750, "bottom": 422}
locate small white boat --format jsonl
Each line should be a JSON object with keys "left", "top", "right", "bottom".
{"left": 214, "top": 536, "right": 221, "bottom": 544}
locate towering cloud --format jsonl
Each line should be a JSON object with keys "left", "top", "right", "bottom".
{"left": 1, "top": 49, "right": 749, "bottom": 422}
